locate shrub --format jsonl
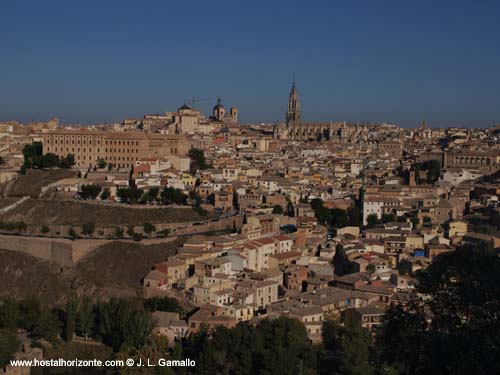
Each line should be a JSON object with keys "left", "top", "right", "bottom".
{"left": 143, "top": 222, "right": 156, "bottom": 234}
{"left": 81, "top": 222, "right": 95, "bottom": 236}
{"left": 68, "top": 227, "right": 78, "bottom": 240}
{"left": 115, "top": 227, "right": 124, "bottom": 238}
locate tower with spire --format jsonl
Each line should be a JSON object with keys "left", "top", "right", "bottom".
{"left": 286, "top": 80, "right": 301, "bottom": 126}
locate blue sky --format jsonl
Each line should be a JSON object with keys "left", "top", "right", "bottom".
{"left": 1, "top": 0, "right": 499, "bottom": 127}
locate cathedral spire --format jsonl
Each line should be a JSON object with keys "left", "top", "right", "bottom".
{"left": 286, "top": 80, "right": 301, "bottom": 126}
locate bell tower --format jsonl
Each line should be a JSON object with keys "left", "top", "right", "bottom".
{"left": 286, "top": 80, "right": 301, "bottom": 126}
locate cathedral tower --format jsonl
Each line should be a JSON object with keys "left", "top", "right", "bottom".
{"left": 286, "top": 81, "right": 301, "bottom": 125}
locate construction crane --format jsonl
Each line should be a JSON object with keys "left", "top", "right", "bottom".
{"left": 186, "top": 96, "right": 214, "bottom": 108}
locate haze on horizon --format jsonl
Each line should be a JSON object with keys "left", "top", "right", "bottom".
{"left": 1, "top": 0, "right": 499, "bottom": 128}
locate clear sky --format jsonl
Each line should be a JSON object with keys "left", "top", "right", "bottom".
{"left": 1, "top": 0, "right": 499, "bottom": 127}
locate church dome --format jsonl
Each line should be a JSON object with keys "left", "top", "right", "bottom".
{"left": 178, "top": 102, "right": 192, "bottom": 111}
{"left": 213, "top": 98, "right": 225, "bottom": 111}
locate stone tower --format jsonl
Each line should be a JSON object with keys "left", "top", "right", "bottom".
{"left": 286, "top": 81, "right": 301, "bottom": 126}
{"left": 213, "top": 98, "right": 226, "bottom": 121}
{"left": 409, "top": 170, "right": 416, "bottom": 186}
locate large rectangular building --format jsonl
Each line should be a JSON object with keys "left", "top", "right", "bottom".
{"left": 42, "top": 129, "right": 196, "bottom": 168}
{"left": 444, "top": 150, "right": 500, "bottom": 174}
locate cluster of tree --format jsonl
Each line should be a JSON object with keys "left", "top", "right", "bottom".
{"left": 116, "top": 186, "right": 189, "bottom": 207}
{"left": 141, "top": 187, "right": 159, "bottom": 203}
{"left": 2, "top": 244, "right": 498, "bottom": 374}
{"left": 183, "top": 317, "right": 320, "bottom": 375}
{"left": 0, "top": 298, "right": 56, "bottom": 348}
{"left": 143, "top": 297, "right": 183, "bottom": 315}
{"left": 467, "top": 216, "right": 499, "bottom": 235}
{"left": 161, "top": 187, "right": 188, "bottom": 205}
{"left": 365, "top": 213, "right": 379, "bottom": 229}
{"left": 188, "top": 148, "right": 209, "bottom": 172}
{"left": 189, "top": 191, "right": 208, "bottom": 216}
{"left": 399, "top": 160, "right": 442, "bottom": 185}
{"left": 179, "top": 315, "right": 377, "bottom": 375}
{"left": 143, "top": 222, "right": 156, "bottom": 234}
{"left": 334, "top": 242, "right": 500, "bottom": 375}
{"left": 79, "top": 184, "right": 102, "bottom": 199}
{"left": 377, "top": 241, "right": 500, "bottom": 375}
{"left": 364, "top": 212, "right": 408, "bottom": 229}
{"left": 310, "top": 198, "right": 362, "bottom": 228}
{"left": 22, "top": 142, "right": 74, "bottom": 170}
{"left": 116, "top": 186, "right": 144, "bottom": 203}
{"left": 0, "top": 296, "right": 187, "bottom": 367}
{"left": 272, "top": 204, "right": 284, "bottom": 215}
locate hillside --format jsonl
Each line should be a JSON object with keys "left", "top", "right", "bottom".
{"left": 0, "top": 198, "right": 217, "bottom": 226}
{"left": 0, "top": 169, "right": 75, "bottom": 197}
{"left": 0, "top": 238, "right": 183, "bottom": 304}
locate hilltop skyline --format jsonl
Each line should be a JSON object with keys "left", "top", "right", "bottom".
{"left": 1, "top": 0, "right": 500, "bottom": 127}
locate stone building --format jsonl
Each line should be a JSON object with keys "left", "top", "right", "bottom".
{"left": 42, "top": 129, "right": 193, "bottom": 168}
{"left": 275, "top": 81, "right": 368, "bottom": 143}
{"left": 444, "top": 149, "right": 500, "bottom": 174}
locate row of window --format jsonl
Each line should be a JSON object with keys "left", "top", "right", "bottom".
{"left": 46, "top": 138, "right": 140, "bottom": 146}
{"left": 46, "top": 147, "right": 139, "bottom": 154}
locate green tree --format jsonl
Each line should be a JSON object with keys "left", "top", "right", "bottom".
{"left": 381, "top": 213, "right": 396, "bottom": 223}
{"left": 378, "top": 242, "right": 500, "bottom": 375}
{"left": 185, "top": 317, "right": 318, "bottom": 375}
{"left": 117, "top": 187, "right": 143, "bottom": 203}
{"left": 144, "top": 297, "right": 183, "bottom": 315}
{"left": 188, "top": 148, "right": 209, "bottom": 171}
{"left": 82, "top": 222, "right": 95, "bottom": 236}
{"left": 96, "top": 299, "right": 154, "bottom": 352}
{"left": 97, "top": 158, "right": 107, "bottom": 169}
{"left": 366, "top": 213, "right": 379, "bottom": 229}
{"left": 310, "top": 198, "right": 331, "bottom": 224}
{"left": 117, "top": 334, "right": 173, "bottom": 375}
{"left": 347, "top": 205, "right": 362, "bottom": 227}
{"left": 143, "top": 222, "right": 156, "bottom": 234}
{"left": 22, "top": 142, "right": 43, "bottom": 168}
{"left": 322, "top": 319, "right": 374, "bottom": 375}
{"left": 424, "top": 160, "right": 441, "bottom": 183}
{"left": 59, "top": 154, "right": 75, "bottom": 168}
{"left": 330, "top": 208, "right": 348, "bottom": 228}
{"left": 80, "top": 184, "right": 102, "bottom": 199}
{"left": 0, "top": 300, "right": 19, "bottom": 330}
{"left": 31, "top": 309, "right": 61, "bottom": 344}
{"left": 272, "top": 205, "right": 284, "bottom": 215}
{"left": 41, "top": 153, "right": 60, "bottom": 168}
{"left": 77, "top": 296, "right": 95, "bottom": 340}
{"left": 68, "top": 227, "right": 78, "bottom": 239}
{"left": 160, "top": 187, "right": 187, "bottom": 205}
{"left": 17, "top": 298, "right": 40, "bottom": 331}
{"left": 148, "top": 187, "right": 159, "bottom": 200}
{"left": 100, "top": 188, "right": 111, "bottom": 200}
{"left": 64, "top": 294, "right": 79, "bottom": 342}
{"left": 115, "top": 227, "right": 124, "bottom": 238}
{"left": 0, "top": 329, "right": 19, "bottom": 368}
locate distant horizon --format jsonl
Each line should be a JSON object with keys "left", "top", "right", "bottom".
{"left": 1, "top": 0, "right": 499, "bottom": 127}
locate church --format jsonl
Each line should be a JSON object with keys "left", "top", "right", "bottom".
{"left": 274, "top": 81, "right": 368, "bottom": 143}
